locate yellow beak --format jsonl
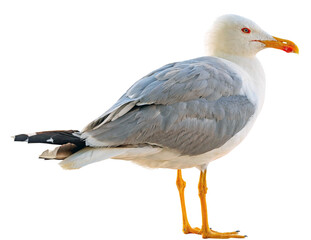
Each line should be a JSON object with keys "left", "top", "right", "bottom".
{"left": 259, "top": 36, "right": 299, "bottom": 54}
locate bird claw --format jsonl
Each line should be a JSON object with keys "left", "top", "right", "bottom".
{"left": 184, "top": 225, "right": 246, "bottom": 238}
{"left": 209, "top": 228, "right": 241, "bottom": 235}
{"left": 182, "top": 225, "right": 201, "bottom": 234}
{"left": 202, "top": 228, "right": 246, "bottom": 239}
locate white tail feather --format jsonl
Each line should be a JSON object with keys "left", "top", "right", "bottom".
{"left": 59, "top": 147, "right": 128, "bottom": 170}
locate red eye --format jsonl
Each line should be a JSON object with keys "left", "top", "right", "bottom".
{"left": 241, "top": 28, "right": 251, "bottom": 34}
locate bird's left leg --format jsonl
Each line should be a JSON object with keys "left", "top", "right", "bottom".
{"left": 176, "top": 169, "right": 200, "bottom": 234}
{"left": 198, "top": 169, "right": 245, "bottom": 239}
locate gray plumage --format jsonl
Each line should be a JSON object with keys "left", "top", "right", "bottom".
{"left": 82, "top": 56, "right": 255, "bottom": 156}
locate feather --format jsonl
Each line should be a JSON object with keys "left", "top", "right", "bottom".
{"left": 59, "top": 147, "right": 128, "bottom": 170}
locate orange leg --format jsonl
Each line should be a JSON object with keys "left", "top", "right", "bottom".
{"left": 176, "top": 169, "right": 246, "bottom": 239}
{"left": 176, "top": 169, "right": 200, "bottom": 234}
{"left": 197, "top": 169, "right": 246, "bottom": 239}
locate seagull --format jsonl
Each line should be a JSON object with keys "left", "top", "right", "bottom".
{"left": 14, "top": 14, "right": 298, "bottom": 239}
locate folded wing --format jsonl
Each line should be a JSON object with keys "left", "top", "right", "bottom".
{"left": 82, "top": 56, "right": 255, "bottom": 156}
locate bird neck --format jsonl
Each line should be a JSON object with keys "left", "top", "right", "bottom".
{"left": 211, "top": 52, "right": 261, "bottom": 74}
{"left": 212, "top": 52, "right": 266, "bottom": 112}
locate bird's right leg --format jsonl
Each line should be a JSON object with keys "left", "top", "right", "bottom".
{"left": 176, "top": 169, "right": 200, "bottom": 234}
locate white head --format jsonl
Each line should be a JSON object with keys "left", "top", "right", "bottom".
{"left": 205, "top": 14, "right": 299, "bottom": 57}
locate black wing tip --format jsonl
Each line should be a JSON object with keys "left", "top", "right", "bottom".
{"left": 13, "top": 130, "right": 85, "bottom": 147}
{"left": 13, "top": 134, "right": 29, "bottom": 142}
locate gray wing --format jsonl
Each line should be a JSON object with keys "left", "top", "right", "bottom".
{"left": 82, "top": 57, "right": 255, "bottom": 156}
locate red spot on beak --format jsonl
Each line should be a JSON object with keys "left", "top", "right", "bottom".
{"left": 282, "top": 46, "right": 294, "bottom": 53}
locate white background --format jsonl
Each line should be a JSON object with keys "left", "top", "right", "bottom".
{"left": 1, "top": 0, "right": 310, "bottom": 240}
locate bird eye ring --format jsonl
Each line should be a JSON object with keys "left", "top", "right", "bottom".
{"left": 241, "top": 28, "right": 251, "bottom": 34}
